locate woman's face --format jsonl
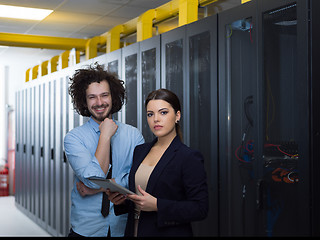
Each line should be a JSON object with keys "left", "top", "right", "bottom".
{"left": 146, "top": 99, "right": 180, "bottom": 139}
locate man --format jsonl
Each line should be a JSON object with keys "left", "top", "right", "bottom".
{"left": 64, "top": 63, "right": 144, "bottom": 237}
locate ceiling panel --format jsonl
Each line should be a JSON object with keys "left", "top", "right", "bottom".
{"left": 57, "top": 0, "right": 123, "bottom": 15}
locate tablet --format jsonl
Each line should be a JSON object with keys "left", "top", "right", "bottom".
{"left": 89, "top": 177, "right": 136, "bottom": 195}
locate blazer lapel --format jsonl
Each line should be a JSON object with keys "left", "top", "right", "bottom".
{"left": 146, "top": 136, "right": 181, "bottom": 194}
{"left": 129, "top": 138, "right": 157, "bottom": 192}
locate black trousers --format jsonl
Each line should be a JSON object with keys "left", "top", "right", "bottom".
{"left": 67, "top": 228, "right": 111, "bottom": 237}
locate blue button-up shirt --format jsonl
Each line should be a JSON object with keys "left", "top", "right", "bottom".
{"left": 64, "top": 117, "right": 144, "bottom": 237}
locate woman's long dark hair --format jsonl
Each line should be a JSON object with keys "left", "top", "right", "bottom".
{"left": 145, "top": 88, "right": 183, "bottom": 141}
{"left": 69, "top": 62, "right": 125, "bottom": 117}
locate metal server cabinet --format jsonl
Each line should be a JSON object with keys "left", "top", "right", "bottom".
{"left": 218, "top": 1, "right": 258, "bottom": 236}
{"left": 59, "top": 73, "right": 67, "bottom": 236}
{"left": 34, "top": 84, "right": 40, "bottom": 225}
{"left": 107, "top": 48, "right": 123, "bottom": 122}
{"left": 218, "top": 0, "right": 320, "bottom": 236}
{"left": 122, "top": 43, "right": 141, "bottom": 129}
{"left": 44, "top": 77, "right": 51, "bottom": 233}
{"left": 161, "top": 25, "right": 187, "bottom": 142}
{"left": 32, "top": 85, "right": 37, "bottom": 217}
{"left": 39, "top": 82, "right": 47, "bottom": 229}
{"left": 47, "top": 78, "right": 56, "bottom": 235}
{"left": 62, "top": 71, "right": 74, "bottom": 236}
{"left": 27, "top": 87, "right": 33, "bottom": 215}
{"left": 66, "top": 64, "right": 81, "bottom": 236}
{"left": 22, "top": 88, "right": 27, "bottom": 210}
{"left": 161, "top": 16, "right": 219, "bottom": 236}
{"left": 61, "top": 68, "right": 76, "bottom": 236}
{"left": 14, "top": 91, "right": 21, "bottom": 206}
{"left": 38, "top": 81, "right": 47, "bottom": 229}
{"left": 54, "top": 72, "right": 63, "bottom": 236}
{"left": 186, "top": 14, "right": 219, "bottom": 236}
{"left": 140, "top": 35, "right": 161, "bottom": 142}
{"left": 257, "top": 0, "right": 319, "bottom": 236}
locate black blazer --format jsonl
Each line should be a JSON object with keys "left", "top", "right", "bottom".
{"left": 115, "top": 136, "right": 209, "bottom": 237}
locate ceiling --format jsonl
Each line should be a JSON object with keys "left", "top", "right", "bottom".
{"left": 0, "top": 0, "right": 241, "bottom": 61}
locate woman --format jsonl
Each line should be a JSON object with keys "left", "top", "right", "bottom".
{"left": 108, "top": 88, "right": 209, "bottom": 237}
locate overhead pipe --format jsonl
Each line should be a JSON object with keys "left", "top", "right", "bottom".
{"left": 32, "top": 65, "right": 39, "bottom": 80}
{"left": 0, "top": 32, "right": 87, "bottom": 50}
{"left": 24, "top": 0, "right": 221, "bottom": 81}
{"left": 137, "top": 9, "right": 157, "bottom": 42}
{"left": 25, "top": 68, "right": 31, "bottom": 82}
{"left": 85, "top": 36, "right": 103, "bottom": 60}
{"left": 50, "top": 55, "right": 60, "bottom": 73}
{"left": 41, "top": 61, "right": 49, "bottom": 76}
{"left": 136, "top": 0, "right": 200, "bottom": 42}
{"left": 60, "top": 51, "right": 70, "bottom": 69}
{"left": 105, "top": 25, "right": 125, "bottom": 53}
{"left": 178, "top": 0, "right": 198, "bottom": 26}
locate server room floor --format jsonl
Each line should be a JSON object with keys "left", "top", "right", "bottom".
{"left": 0, "top": 196, "right": 51, "bottom": 237}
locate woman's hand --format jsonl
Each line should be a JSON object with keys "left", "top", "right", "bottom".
{"left": 127, "top": 185, "right": 157, "bottom": 212}
{"left": 77, "top": 181, "right": 105, "bottom": 197}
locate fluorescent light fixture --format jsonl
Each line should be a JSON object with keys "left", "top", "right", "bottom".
{"left": 0, "top": 4, "right": 53, "bottom": 20}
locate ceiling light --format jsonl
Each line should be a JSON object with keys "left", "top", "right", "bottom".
{"left": 0, "top": 4, "right": 53, "bottom": 20}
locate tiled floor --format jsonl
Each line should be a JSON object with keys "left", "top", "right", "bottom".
{"left": 0, "top": 196, "right": 51, "bottom": 237}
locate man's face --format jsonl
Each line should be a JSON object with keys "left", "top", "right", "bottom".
{"left": 86, "top": 80, "right": 112, "bottom": 123}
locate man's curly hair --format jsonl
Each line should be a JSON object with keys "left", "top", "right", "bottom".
{"left": 69, "top": 62, "right": 125, "bottom": 117}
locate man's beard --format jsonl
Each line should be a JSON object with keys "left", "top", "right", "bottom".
{"left": 89, "top": 104, "right": 112, "bottom": 122}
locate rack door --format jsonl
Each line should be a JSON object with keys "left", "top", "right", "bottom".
{"left": 218, "top": 1, "right": 258, "bottom": 236}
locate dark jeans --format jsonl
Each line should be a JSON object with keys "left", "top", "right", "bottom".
{"left": 67, "top": 228, "right": 111, "bottom": 237}
{"left": 68, "top": 228, "right": 84, "bottom": 237}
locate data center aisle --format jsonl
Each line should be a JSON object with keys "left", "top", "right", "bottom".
{"left": 0, "top": 196, "right": 51, "bottom": 237}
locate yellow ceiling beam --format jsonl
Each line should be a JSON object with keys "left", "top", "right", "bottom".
{"left": 0, "top": 32, "right": 87, "bottom": 50}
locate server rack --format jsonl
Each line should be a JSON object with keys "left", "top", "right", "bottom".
{"left": 186, "top": 14, "right": 219, "bottom": 236}
{"left": 161, "top": 26, "right": 187, "bottom": 142}
{"left": 218, "top": 1, "right": 258, "bottom": 236}
{"left": 122, "top": 43, "right": 140, "bottom": 129}
{"left": 34, "top": 84, "right": 40, "bottom": 224}
{"left": 38, "top": 81, "right": 46, "bottom": 229}
{"left": 218, "top": 0, "right": 320, "bottom": 236}
{"left": 107, "top": 48, "right": 122, "bottom": 122}
{"left": 140, "top": 35, "right": 161, "bottom": 142}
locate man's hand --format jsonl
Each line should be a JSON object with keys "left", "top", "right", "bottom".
{"left": 99, "top": 118, "right": 118, "bottom": 140}
{"left": 96, "top": 118, "right": 118, "bottom": 174}
{"left": 106, "top": 189, "right": 127, "bottom": 205}
{"left": 76, "top": 181, "right": 105, "bottom": 197}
